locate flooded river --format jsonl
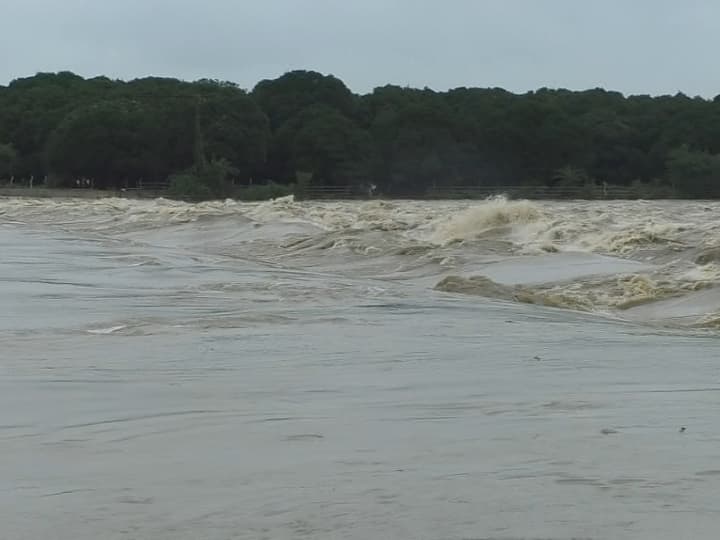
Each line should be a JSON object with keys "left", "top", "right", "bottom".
{"left": 2, "top": 196, "right": 720, "bottom": 539}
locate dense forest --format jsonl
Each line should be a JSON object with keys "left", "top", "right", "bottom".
{"left": 1, "top": 70, "right": 720, "bottom": 199}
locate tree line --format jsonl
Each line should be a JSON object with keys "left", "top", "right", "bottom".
{"left": 1, "top": 70, "right": 720, "bottom": 198}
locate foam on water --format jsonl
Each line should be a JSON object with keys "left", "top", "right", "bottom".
{"left": 3, "top": 195, "right": 720, "bottom": 328}
{"left": 4, "top": 196, "right": 720, "bottom": 539}
{"left": 430, "top": 196, "right": 544, "bottom": 244}
{"left": 87, "top": 325, "right": 128, "bottom": 335}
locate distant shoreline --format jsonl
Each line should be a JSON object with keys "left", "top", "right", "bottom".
{"left": 0, "top": 187, "right": 165, "bottom": 199}
{"left": 0, "top": 185, "right": 697, "bottom": 201}
{"left": 2, "top": 71, "right": 717, "bottom": 200}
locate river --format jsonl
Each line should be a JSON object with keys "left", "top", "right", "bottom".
{"left": 2, "top": 196, "right": 719, "bottom": 539}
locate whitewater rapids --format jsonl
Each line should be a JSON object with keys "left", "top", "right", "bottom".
{"left": 3, "top": 195, "right": 720, "bottom": 329}
{"left": 3, "top": 195, "right": 720, "bottom": 540}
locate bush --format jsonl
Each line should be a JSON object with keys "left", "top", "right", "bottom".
{"left": 168, "top": 162, "right": 294, "bottom": 202}
{"left": 167, "top": 171, "right": 215, "bottom": 201}
{"left": 293, "top": 171, "right": 313, "bottom": 200}
{"left": 167, "top": 158, "right": 236, "bottom": 201}
{"left": 233, "top": 182, "right": 294, "bottom": 201}
{"left": 629, "top": 179, "right": 678, "bottom": 199}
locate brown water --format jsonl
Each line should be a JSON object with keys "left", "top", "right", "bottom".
{"left": 2, "top": 196, "right": 720, "bottom": 539}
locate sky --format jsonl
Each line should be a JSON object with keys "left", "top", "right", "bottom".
{"left": 1, "top": 0, "right": 718, "bottom": 96}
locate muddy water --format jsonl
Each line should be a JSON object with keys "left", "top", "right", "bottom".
{"left": 2, "top": 197, "right": 720, "bottom": 539}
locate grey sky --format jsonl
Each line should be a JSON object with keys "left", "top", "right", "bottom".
{"left": 2, "top": 0, "right": 718, "bottom": 96}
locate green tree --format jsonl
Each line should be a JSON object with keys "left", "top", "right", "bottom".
{"left": 666, "top": 145, "right": 720, "bottom": 197}
{"left": 252, "top": 70, "right": 356, "bottom": 130}
{"left": 196, "top": 86, "right": 271, "bottom": 181}
{"left": 0, "top": 72, "right": 106, "bottom": 178}
{"left": 47, "top": 99, "right": 168, "bottom": 188}
{"left": 552, "top": 165, "right": 593, "bottom": 187}
{"left": 168, "top": 158, "right": 238, "bottom": 201}
{"left": 276, "top": 105, "right": 375, "bottom": 187}
{"left": 0, "top": 143, "right": 17, "bottom": 178}
{"left": 363, "top": 87, "right": 463, "bottom": 193}
{"left": 8, "top": 69, "right": 720, "bottom": 198}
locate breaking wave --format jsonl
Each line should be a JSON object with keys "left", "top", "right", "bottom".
{"left": 3, "top": 194, "right": 720, "bottom": 329}
{"left": 430, "top": 196, "right": 544, "bottom": 244}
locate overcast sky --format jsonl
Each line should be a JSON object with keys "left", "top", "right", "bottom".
{"left": 1, "top": 0, "right": 717, "bottom": 96}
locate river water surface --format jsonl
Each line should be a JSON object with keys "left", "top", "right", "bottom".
{"left": 2, "top": 196, "right": 720, "bottom": 539}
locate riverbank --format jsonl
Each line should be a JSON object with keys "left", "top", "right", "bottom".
{"left": 0, "top": 187, "right": 165, "bottom": 199}
{"left": 0, "top": 183, "right": 685, "bottom": 201}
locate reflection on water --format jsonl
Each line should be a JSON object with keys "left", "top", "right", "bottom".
{"left": 2, "top": 197, "right": 720, "bottom": 539}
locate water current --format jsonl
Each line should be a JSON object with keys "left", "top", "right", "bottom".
{"left": 2, "top": 196, "right": 720, "bottom": 539}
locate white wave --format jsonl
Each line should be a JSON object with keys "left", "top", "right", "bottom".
{"left": 430, "top": 196, "right": 544, "bottom": 245}
{"left": 87, "top": 325, "right": 127, "bottom": 335}
{"left": 5, "top": 196, "right": 720, "bottom": 326}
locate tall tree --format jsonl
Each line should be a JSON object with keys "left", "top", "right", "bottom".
{"left": 276, "top": 105, "right": 375, "bottom": 186}
{"left": 195, "top": 83, "right": 271, "bottom": 181}
{"left": 46, "top": 99, "right": 164, "bottom": 188}
{"left": 5, "top": 69, "right": 720, "bottom": 197}
{"left": 666, "top": 145, "right": 720, "bottom": 197}
{"left": 0, "top": 143, "right": 16, "bottom": 178}
{"left": 252, "top": 70, "right": 356, "bottom": 130}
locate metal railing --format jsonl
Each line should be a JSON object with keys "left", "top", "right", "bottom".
{"left": 0, "top": 180, "right": 679, "bottom": 200}
{"left": 423, "top": 185, "right": 642, "bottom": 200}
{"left": 299, "top": 186, "right": 356, "bottom": 198}
{"left": 299, "top": 184, "right": 648, "bottom": 200}
{"left": 125, "top": 179, "right": 171, "bottom": 191}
